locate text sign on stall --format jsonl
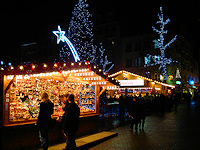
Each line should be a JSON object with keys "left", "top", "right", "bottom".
{"left": 119, "top": 79, "right": 144, "bottom": 86}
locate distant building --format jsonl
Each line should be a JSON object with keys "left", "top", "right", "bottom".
{"left": 91, "top": 0, "right": 199, "bottom": 94}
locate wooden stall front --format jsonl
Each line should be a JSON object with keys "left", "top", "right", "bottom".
{"left": 1, "top": 62, "right": 118, "bottom": 149}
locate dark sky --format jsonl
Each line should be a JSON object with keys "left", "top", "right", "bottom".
{"left": 1, "top": 0, "right": 199, "bottom": 61}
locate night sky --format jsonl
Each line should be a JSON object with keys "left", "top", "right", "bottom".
{"left": 1, "top": 0, "right": 199, "bottom": 62}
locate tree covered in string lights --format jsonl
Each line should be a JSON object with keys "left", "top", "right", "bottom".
{"left": 67, "top": 0, "right": 95, "bottom": 63}
{"left": 144, "top": 6, "right": 177, "bottom": 81}
{"left": 59, "top": 0, "right": 114, "bottom": 73}
{"left": 96, "top": 43, "right": 114, "bottom": 73}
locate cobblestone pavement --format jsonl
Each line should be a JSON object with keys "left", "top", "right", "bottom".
{"left": 89, "top": 103, "right": 200, "bottom": 150}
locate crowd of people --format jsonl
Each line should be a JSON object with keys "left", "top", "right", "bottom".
{"left": 100, "top": 91, "right": 195, "bottom": 133}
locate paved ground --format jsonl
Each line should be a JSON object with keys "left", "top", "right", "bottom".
{"left": 36, "top": 102, "right": 200, "bottom": 150}
{"left": 88, "top": 102, "right": 200, "bottom": 150}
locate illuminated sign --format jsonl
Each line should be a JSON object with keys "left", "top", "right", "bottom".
{"left": 53, "top": 25, "right": 80, "bottom": 62}
{"left": 176, "top": 81, "right": 181, "bottom": 85}
{"left": 119, "top": 79, "right": 144, "bottom": 86}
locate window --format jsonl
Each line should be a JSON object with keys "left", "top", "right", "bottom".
{"left": 125, "top": 43, "right": 132, "bottom": 52}
{"left": 195, "top": 77, "right": 198, "bottom": 82}
{"left": 136, "top": 42, "right": 141, "bottom": 51}
{"left": 138, "top": 57, "right": 141, "bottom": 67}
{"left": 126, "top": 58, "right": 132, "bottom": 67}
{"left": 135, "top": 57, "right": 141, "bottom": 67}
{"left": 95, "top": 15, "right": 101, "bottom": 24}
{"left": 106, "top": 12, "right": 114, "bottom": 21}
{"left": 144, "top": 41, "right": 151, "bottom": 50}
{"left": 135, "top": 58, "right": 138, "bottom": 67}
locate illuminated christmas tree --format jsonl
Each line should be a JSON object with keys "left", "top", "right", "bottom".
{"left": 67, "top": 0, "right": 96, "bottom": 63}
{"left": 56, "top": 0, "right": 114, "bottom": 72}
{"left": 144, "top": 6, "right": 177, "bottom": 81}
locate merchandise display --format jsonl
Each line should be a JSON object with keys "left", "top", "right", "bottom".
{"left": 4, "top": 73, "right": 97, "bottom": 124}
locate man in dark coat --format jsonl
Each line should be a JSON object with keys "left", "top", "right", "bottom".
{"left": 62, "top": 94, "right": 80, "bottom": 150}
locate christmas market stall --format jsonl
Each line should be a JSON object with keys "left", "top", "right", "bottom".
{"left": 107, "top": 70, "right": 175, "bottom": 96}
{"left": 1, "top": 62, "right": 118, "bottom": 149}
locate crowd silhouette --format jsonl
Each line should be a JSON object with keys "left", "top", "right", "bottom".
{"left": 99, "top": 90, "right": 198, "bottom": 132}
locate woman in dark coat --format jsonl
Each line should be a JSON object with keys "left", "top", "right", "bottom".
{"left": 37, "top": 92, "right": 54, "bottom": 150}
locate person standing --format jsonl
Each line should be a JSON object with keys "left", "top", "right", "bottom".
{"left": 62, "top": 94, "right": 80, "bottom": 150}
{"left": 61, "top": 94, "right": 70, "bottom": 124}
{"left": 37, "top": 92, "right": 54, "bottom": 150}
{"left": 127, "top": 97, "right": 140, "bottom": 133}
{"left": 159, "top": 93, "right": 166, "bottom": 116}
{"left": 138, "top": 97, "right": 146, "bottom": 131}
{"left": 186, "top": 92, "right": 191, "bottom": 109}
{"left": 119, "top": 94, "right": 125, "bottom": 125}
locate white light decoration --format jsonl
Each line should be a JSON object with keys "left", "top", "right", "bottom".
{"left": 53, "top": 25, "right": 80, "bottom": 62}
{"left": 175, "top": 68, "right": 181, "bottom": 79}
{"left": 144, "top": 6, "right": 177, "bottom": 81}
{"left": 96, "top": 43, "right": 114, "bottom": 73}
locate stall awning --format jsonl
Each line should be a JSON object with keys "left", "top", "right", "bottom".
{"left": 108, "top": 70, "right": 175, "bottom": 89}
{"left": 1, "top": 62, "right": 119, "bottom": 86}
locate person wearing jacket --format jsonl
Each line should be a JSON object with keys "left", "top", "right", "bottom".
{"left": 37, "top": 92, "right": 54, "bottom": 150}
{"left": 62, "top": 94, "right": 80, "bottom": 150}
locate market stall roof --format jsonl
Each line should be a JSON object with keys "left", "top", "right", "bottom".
{"left": 1, "top": 62, "right": 119, "bottom": 86}
{"left": 108, "top": 70, "right": 175, "bottom": 89}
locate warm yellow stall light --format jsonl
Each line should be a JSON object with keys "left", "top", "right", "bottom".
{"left": 19, "top": 66, "right": 23, "bottom": 70}
{"left": 43, "top": 64, "right": 47, "bottom": 68}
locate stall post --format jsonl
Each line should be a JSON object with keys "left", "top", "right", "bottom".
{"left": 0, "top": 72, "right": 3, "bottom": 150}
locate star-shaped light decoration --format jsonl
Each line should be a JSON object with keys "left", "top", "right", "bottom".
{"left": 52, "top": 25, "right": 66, "bottom": 44}
{"left": 53, "top": 25, "right": 80, "bottom": 62}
